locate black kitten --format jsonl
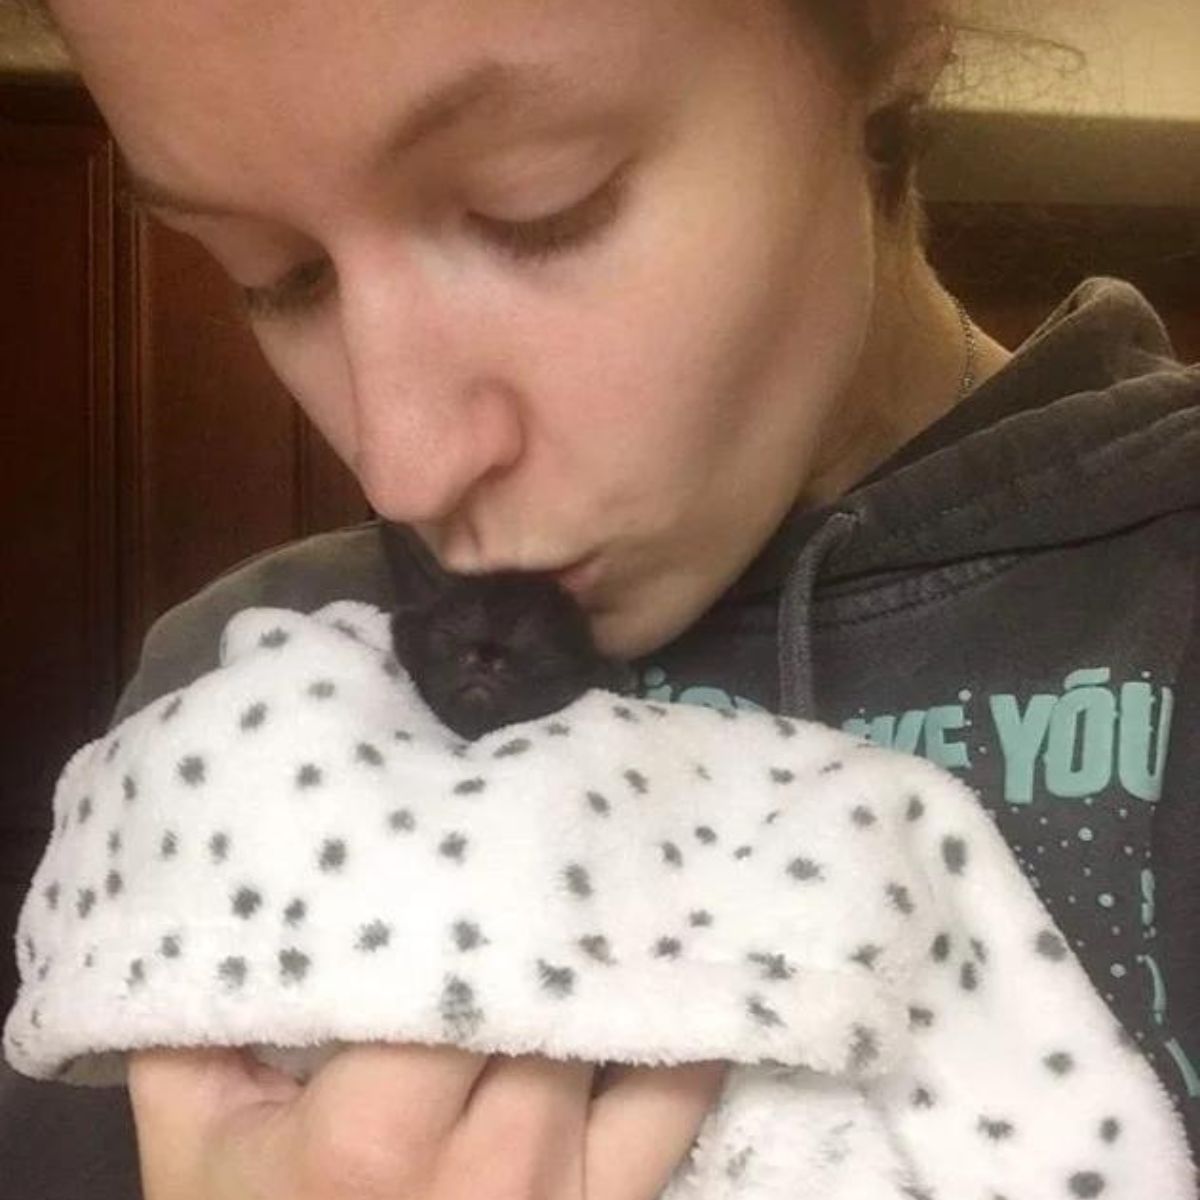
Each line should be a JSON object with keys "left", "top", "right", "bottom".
{"left": 390, "top": 571, "right": 628, "bottom": 740}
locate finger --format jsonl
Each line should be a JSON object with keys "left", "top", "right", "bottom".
{"left": 457, "top": 1053, "right": 595, "bottom": 1140}
{"left": 585, "top": 1061, "right": 727, "bottom": 1200}
{"left": 298, "top": 1040, "right": 490, "bottom": 1163}
{"left": 129, "top": 1046, "right": 297, "bottom": 1196}
{"left": 129, "top": 1045, "right": 296, "bottom": 1129}
{"left": 453, "top": 1055, "right": 597, "bottom": 1195}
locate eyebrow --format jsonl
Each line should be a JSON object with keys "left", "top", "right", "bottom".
{"left": 121, "top": 58, "right": 579, "bottom": 219}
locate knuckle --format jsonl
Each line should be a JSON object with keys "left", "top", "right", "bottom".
{"left": 452, "top": 1122, "right": 576, "bottom": 1200}
{"left": 298, "top": 1115, "right": 426, "bottom": 1200}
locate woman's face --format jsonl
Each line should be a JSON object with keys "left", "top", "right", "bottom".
{"left": 54, "top": 0, "right": 880, "bottom": 656}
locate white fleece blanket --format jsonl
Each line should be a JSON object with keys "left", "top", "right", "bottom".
{"left": 4, "top": 602, "right": 1195, "bottom": 1200}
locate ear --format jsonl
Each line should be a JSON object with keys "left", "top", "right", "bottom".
{"left": 388, "top": 606, "right": 424, "bottom": 669}
{"left": 377, "top": 521, "right": 451, "bottom": 605}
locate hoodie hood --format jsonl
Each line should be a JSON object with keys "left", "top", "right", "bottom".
{"left": 738, "top": 277, "right": 1200, "bottom": 595}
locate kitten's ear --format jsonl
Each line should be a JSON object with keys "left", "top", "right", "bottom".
{"left": 378, "top": 521, "right": 450, "bottom": 604}
{"left": 389, "top": 605, "right": 425, "bottom": 669}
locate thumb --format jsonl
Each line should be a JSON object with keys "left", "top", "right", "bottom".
{"left": 128, "top": 1046, "right": 300, "bottom": 1192}
{"left": 585, "top": 1061, "right": 727, "bottom": 1200}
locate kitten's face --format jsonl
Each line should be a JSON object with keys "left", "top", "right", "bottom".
{"left": 391, "top": 572, "right": 617, "bottom": 739}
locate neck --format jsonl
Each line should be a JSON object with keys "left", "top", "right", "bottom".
{"left": 803, "top": 238, "right": 1011, "bottom": 506}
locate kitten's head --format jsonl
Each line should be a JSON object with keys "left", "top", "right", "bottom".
{"left": 390, "top": 571, "right": 620, "bottom": 739}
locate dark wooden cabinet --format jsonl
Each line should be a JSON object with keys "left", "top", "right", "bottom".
{"left": 116, "top": 209, "right": 369, "bottom": 668}
{"left": 1, "top": 87, "right": 119, "bottom": 824}
{"left": 1, "top": 81, "right": 368, "bottom": 836}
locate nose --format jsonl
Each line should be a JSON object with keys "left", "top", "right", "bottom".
{"left": 463, "top": 642, "right": 506, "bottom": 673}
{"left": 339, "top": 254, "right": 524, "bottom": 524}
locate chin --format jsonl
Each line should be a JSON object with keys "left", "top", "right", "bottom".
{"left": 589, "top": 589, "right": 706, "bottom": 661}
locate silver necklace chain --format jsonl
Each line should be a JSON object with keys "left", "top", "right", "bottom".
{"left": 953, "top": 295, "right": 978, "bottom": 401}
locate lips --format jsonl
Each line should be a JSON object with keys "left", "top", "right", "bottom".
{"left": 552, "top": 555, "right": 600, "bottom": 597}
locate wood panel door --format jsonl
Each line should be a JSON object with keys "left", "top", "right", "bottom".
{"left": 0, "top": 85, "right": 117, "bottom": 831}
{"left": 116, "top": 215, "right": 369, "bottom": 674}
{"left": 0, "top": 84, "right": 117, "bottom": 1009}
{"left": 928, "top": 203, "right": 1200, "bottom": 363}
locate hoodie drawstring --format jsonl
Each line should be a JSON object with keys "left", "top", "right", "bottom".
{"left": 777, "top": 511, "right": 858, "bottom": 720}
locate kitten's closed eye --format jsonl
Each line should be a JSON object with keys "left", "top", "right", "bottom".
{"left": 390, "top": 571, "right": 627, "bottom": 740}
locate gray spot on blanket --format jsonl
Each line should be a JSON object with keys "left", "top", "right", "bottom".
{"left": 279, "top": 948, "right": 311, "bottom": 984}
{"left": 232, "top": 887, "right": 263, "bottom": 919}
{"left": 579, "top": 935, "right": 614, "bottom": 964}
{"left": 296, "top": 763, "right": 323, "bottom": 790}
{"left": 538, "top": 960, "right": 575, "bottom": 996}
{"left": 624, "top": 769, "right": 649, "bottom": 795}
{"left": 358, "top": 921, "right": 392, "bottom": 951}
{"left": 564, "top": 864, "right": 593, "bottom": 898}
{"left": 240, "top": 702, "right": 268, "bottom": 731}
{"left": 318, "top": 839, "right": 347, "bottom": 872}
{"left": 848, "top": 1025, "right": 879, "bottom": 1071}
{"left": 355, "top": 742, "right": 384, "bottom": 767}
{"left": 387, "top": 808, "right": 416, "bottom": 833}
{"left": 1036, "top": 930, "right": 1069, "bottom": 961}
{"left": 441, "top": 976, "right": 484, "bottom": 1036}
{"left": 941, "top": 836, "right": 967, "bottom": 874}
{"left": 494, "top": 738, "right": 532, "bottom": 759}
{"left": 586, "top": 791, "right": 611, "bottom": 816}
{"left": 748, "top": 951, "right": 794, "bottom": 981}
{"left": 452, "top": 921, "right": 485, "bottom": 952}
{"left": 218, "top": 956, "right": 247, "bottom": 989}
{"left": 439, "top": 833, "right": 468, "bottom": 862}
{"left": 886, "top": 883, "right": 915, "bottom": 915}
{"left": 977, "top": 1115, "right": 1014, "bottom": 1140}
{"left": 786, "top": 857, "right": 823, "bottom": 882}
{"left": 746, "top": 995, "right": 784, "bottom": 1028}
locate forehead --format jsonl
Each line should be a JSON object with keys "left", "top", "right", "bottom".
{"left": 51, "top": 0, "right": 749, "bottom": 117}
{"left": 52, "top": 0, "right": 739, "bottom": 202}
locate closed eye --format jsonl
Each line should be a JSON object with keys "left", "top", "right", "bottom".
{"left": 239, "top": 163, "right": 631, "bottom": 322}
{"left": 240, "top": 257, "right": 334, "bottom": 322}
{"left": 468, "top": 164, "right": 631, "bottom": 264}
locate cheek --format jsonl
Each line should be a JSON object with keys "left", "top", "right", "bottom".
{"left": 254, "top": 323, "right": 356, "bottom": 463}
{"left": 526, "top": 153, "right": 876, "bottom": 518}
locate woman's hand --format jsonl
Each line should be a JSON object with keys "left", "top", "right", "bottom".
{"left": 129, "top": 1043, "right": 726, "bottom": 1200}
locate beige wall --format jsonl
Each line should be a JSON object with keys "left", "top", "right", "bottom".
{"left": 945, "top": 0, "right": 1200, "bottom": 121}
{"left": 0, "top": 0, "right": 70, "bottom": 75}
